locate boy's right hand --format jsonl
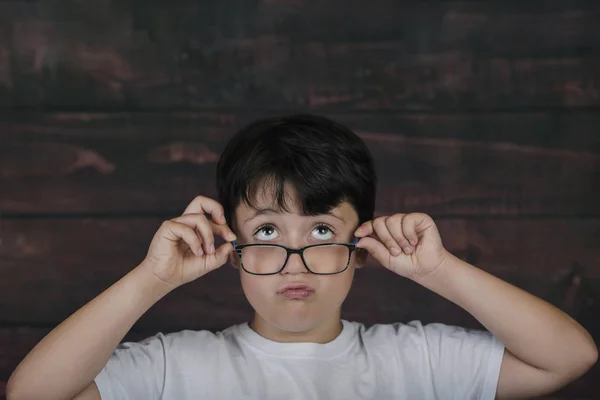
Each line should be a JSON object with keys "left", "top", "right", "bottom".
{"left": 141, "top": 195, "right": 237, "bottom": 289}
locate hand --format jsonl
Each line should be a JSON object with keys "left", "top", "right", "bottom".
{"left": 141, "top": 196, "right": 237, "bottom": 289}
{"left": 354, "top": 213, "right": 449, "bottom": 280}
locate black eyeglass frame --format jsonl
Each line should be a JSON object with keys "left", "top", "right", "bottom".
{"left": 231, "top": 238, "right": 360, "bottom": 276}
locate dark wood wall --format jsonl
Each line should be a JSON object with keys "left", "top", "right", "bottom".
{"left": 1, "top": 1, "right": 599, "bottom": 398}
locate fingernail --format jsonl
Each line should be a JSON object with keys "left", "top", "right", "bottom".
{"left": 404, "top": 246, "right": 412, "bottom": 253}
{"left": 391, "top": 246, "right": 401, "bottom": 256}
{"left": 210, "top": 244, "right": 215, "bottom": 254}
{"left": 228, "top": 233, "right": 237, "bottom": 241}
{"left": 197, "top": 248, "right": 204, "bottom": 256}
{"left": 410, "top": 239, "right": 417, "bottom": 246}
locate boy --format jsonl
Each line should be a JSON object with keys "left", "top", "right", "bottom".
{"left": 7, "top": 115, "right": 598, "bottom": 399}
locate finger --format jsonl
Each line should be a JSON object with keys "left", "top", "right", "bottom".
{"left": 182, "top": 195, "right": 227, "bottom": 225}
{"left": 162, "top": 221, "right": 203, "bottom": 256}
{"left": 355, "top": 220, "right": 384, "bottom": 243}
{"left": 174, "top": 214, "right": 238, "bottom": 253}
{"left": 209, "top": 220, "right": 237, "bottom": 242}
{"left": 402, "top": 214, "right": 421, "bottom": 246}
{"left": 205, "top": 242, "right": 235, "bottom": 273}
{"left": 373, "top": 216, "right": 402, "bottom": 257}
{"left": 172, "top": 213, "right": 215, "bottom": 255}
{"left": 386, "top": 214, "right": 413, "bottom": 254}
{"left": 354, "top": 220, "right": 374, "bottom": 237}
{"left": 356, "top": 237, "right": 391, "bottom": 269}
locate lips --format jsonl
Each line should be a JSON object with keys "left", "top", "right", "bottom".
{"left": 278, "top": 283, "right": 315, "bottom": 294}
{"left": 278, "top": 283, "right": 315, "bottom": 299}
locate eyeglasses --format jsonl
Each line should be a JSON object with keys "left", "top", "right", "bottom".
{"left": 232, "top": 238, "right": 360, "bottom": 275}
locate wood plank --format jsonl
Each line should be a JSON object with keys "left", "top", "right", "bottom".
{"left": 1, "top": 217, "right": 599, "bottom": 331}
{"left": 0, "top": 1, "right": 599, "bottom": 110}
{"left": 1, "top": 111, "right": 599, "bottom": 215}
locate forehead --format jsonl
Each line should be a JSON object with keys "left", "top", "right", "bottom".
{"left": 250, "top": 181, "right": 302, "bottom": 212}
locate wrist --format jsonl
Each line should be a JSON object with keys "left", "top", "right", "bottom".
{"left": 131, "top": 261, "right": 177, "bottom": 302}
{"left": 412, "top": 250, "right": 457, "bottom": 288}
{"left": 411, "top": 251, "right": 480, "bottom": 310}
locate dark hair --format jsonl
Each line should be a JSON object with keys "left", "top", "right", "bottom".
{"left": 216, "top": 114, "right": 377, "bottom": 230}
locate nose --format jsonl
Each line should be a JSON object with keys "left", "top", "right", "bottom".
{"left": 281, "top": 252, "right": 308, "bottom": 274}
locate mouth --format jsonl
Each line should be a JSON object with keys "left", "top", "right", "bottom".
{"left": 278, "top": 284, "right": 315, "bottom": 299}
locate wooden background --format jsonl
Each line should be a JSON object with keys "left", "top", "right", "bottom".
{"left": 1, "top": 0, "right": 599, "bottom": 398}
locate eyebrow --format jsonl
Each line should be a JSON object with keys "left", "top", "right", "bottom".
{"left": 244, "top": 208, "right": 345, "bottom": 224}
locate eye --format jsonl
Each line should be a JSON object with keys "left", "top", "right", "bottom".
{"left": 312, "top": 224, "right": 335, "bottom": 240}
{"left": 254, "top": 224, "right": 279, "bottom": 241}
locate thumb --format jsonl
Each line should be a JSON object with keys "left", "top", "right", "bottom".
{"left": 205, "top": 242, "right": 234, "bottom": 273}
{"left": 204, "top": 242, "right": 233, "bottom": 274}
{"left": 357, "top": 237, "right": 391, "bottom": 269}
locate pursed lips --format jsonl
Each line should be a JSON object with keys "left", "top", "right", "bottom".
{"left": 278, "top": 283, "right": 315, "bottom": 299}
{"left": 278, "top": 283, "right": 314, "bottom": 293}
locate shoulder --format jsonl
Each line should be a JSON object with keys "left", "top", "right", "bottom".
{"left": 157, "top": 323, "right": 244, "bottom": 352}
{"left": 345, "top": 320, "right": 496, "bottom": 349}
{"left": 344, "top": 319, "right": 429, "bottom": 341}
{"left": 343, "top": 320, "right": 504, "bottom": 397}
{"left": 116, "top": 323, "right": 245, "bottom": 361}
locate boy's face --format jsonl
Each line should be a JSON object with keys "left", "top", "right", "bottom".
{"left": 229, "top": 183, "right": 365, "bottom": 340}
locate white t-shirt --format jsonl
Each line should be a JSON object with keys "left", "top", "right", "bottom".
{"left": 94, "top": 320, "right": 505, "bottom": 400}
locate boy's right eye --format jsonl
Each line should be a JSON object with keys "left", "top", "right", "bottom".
{"left": 254, "top": 225, "right": 279, "bottom": 241}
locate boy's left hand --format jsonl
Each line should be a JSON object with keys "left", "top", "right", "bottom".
{"left": 354, "top": 213, "right": 450, "bottom": 281}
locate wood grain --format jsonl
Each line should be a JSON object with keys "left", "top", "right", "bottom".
{"left": 1, "top": 1, "right": 600, "bottom": 397}
{"left": 1, "top": 111, "right": 598, "bottom": 215}
{"left": 0, "top": 1, "right": 598, "bottom": 110}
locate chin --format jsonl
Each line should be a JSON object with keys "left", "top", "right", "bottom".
{"left": 272, "top": 313, "right": 323, "bottom": 333}
{"left": 272, "top": 300, "right": 345, "bottom": 334}
{"left": 250, "top": 300, "right": 328, "bottom": 333}
{"left": 265, "top": 319, "right": 326, "bottom": 338}
{"left": 263, "top": 303, "right": 319, "bottom": 330}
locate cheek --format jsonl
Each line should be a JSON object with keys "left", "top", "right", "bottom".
{"left": 240, "top": 272, "right": 273, "bottom": 307}
{"left": 320, "top": 269, "right": 355, "bottom": 305}
{"left": 319, "top": 252, "right": 359, "bottom": 297}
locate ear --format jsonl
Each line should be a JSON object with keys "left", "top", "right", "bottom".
{"left": 354, "top": 248, "right": 368, "bottom": 269}
{"left": 229, "top": 249, "right": 240, "bottom": 269}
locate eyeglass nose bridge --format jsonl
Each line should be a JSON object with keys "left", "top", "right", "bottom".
{"left": 287, "top": 248, "right": 305, "bottom": 256}
{"left": 280, "top": 248, "right": 310, "bottom": 273}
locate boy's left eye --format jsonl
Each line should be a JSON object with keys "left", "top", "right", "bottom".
{"left": 312, "top": 224, "right": 335, "bottom": 240}
{"left": 254, "top": 225, "right": 279, "bottom": 241}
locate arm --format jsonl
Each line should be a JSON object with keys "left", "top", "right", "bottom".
{"left": 416, "top": 252, "right": 598, "bottom": 399}
{"left": 355, "top": 212, "right": 597, "bottom": 399}
{"left": 7, "top": 196, "right": 236, "bottom": 400}
{"left": 6, "top": 263, "right": 173, "bottom": 400}
{"left": 72, "top": 382, "right": 101, "bottom": 400}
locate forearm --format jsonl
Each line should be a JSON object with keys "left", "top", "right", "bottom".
{"left": 7, "top": 262, "right": 173, "bottom": 400}
{"left": 416, "top": 252, "right": 597, "bottom": 375}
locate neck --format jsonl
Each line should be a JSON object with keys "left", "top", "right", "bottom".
{"left": 250, "top": 312, "right": 343, "bottom": 343}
